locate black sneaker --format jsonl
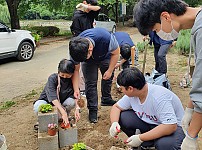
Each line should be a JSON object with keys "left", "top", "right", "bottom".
{"left": 101, "top": 99, "right": 116, "bottom": 106}
{"left": 89, "top": 110, "right": 98, "bottom": 123}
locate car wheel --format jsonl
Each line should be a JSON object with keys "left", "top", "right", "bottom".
{"left": 112, "top": 26, "right": 116, "bottom": 33}
{"left": 17, "top": 42, "right": 34, "bottom": 61}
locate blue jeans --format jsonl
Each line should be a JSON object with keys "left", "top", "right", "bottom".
{"left": 119, "top": 110, "right": 185, "bottom": 150}
{"left": 33, "top": 97, "right": 75, "bottom": 115}
{"left": 81, "top": 58, "right": 114, "bottom": 110}
{"left": 154, "top": 44, "right": 171, "bottom": 74}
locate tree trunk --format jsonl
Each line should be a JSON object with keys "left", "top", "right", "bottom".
{"left": 6, "top": 0, "right": 21, "bottom": 29}
{"left": 115, "top": 0, "right": 119, "bottom": 23}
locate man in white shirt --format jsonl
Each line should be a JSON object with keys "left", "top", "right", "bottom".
{"left": 109, "top": 67, "right": 185, "bottom": 149}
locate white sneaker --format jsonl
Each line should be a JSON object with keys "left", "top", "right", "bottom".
{"left": 80, "top": 91, "right": 86, "bottom": 98}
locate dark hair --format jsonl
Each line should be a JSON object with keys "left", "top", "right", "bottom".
{"left": 58, "top": 59, "right": 75, "bottom": 74}
{"left": 117, "top": 67, "right": 146, "bottom": 90}
{"left": 86, "top": 0, "right": 98, "bottom": 5}
{"left": 133, "top": 0, "right": 188, "bottom": 35}
{"left": 69, "top": 36, "right": 89, "bottom": 62}
{"left": 120, "top": 44, "right": 131, "bottom": 60}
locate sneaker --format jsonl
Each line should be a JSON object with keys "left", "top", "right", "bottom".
{"left": 80, "top": 91, "right": 86, "bottom": 98}
{"left": 89, "top": 110, "right": 98, "bottom": 123}
{"left": 101, "top": 99, "right": 116, "bottom": 106}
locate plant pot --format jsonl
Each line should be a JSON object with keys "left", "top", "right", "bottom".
{"left": 47, "top": 128, "right": 57, "bottom": 136}
{"left": 60, "top": 122, "right": 70, "bottom": 129}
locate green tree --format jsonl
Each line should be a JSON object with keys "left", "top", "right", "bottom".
{"left": 0, "top": 4, "right": 10, "bottom": 23}
{"left": 184, "top": 0, "right": 202, "bottom": 7}
{"left": 6, "top": 0, "right": 21, "bottom": 29}
{"left": 5, "top": 0, "right": 80, "bottom": 29}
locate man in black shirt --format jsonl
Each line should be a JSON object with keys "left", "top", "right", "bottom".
{"left": 70, "top": 0, "right": 101, "bottom": 37}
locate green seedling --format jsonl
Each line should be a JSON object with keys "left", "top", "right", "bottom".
{"left": 39, "top": 104, "right": 53, "bottom": 113}
{"left": 0, "top": 101, "right": 16, "bottom": 110}
{"left": 72, "top": 142, "right": 86, "bottom": 150}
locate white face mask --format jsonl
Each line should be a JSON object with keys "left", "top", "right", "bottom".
{"left": 157, "top": 20, "right": 179, "bottom": 41}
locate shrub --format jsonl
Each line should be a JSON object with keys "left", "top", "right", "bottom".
{"left": 32, "top": 32, "right": 41, "bottom": 42}
{"left": 136, "top": 42, "right": 145, "bottom": 53}
{"left": 25, "top": 26, "right": 60, "bottom": 37}
{"left": 175, "top": 29, "right": 191, "bottom": 55}
{"left": 47, "top": 26, "right": 60, "bottom": 36}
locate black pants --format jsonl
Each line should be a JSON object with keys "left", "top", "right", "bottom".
{"left": 82, "top": 58, "right": 114, "bottom": 110}
{"left": 119, "top": 110, "right": 185, "bottom": 150}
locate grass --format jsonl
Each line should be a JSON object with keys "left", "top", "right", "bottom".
{"left": 24, "top": 89, "right": 38, "bottom": 99}
{"left": 0, "top": 101, "right": 16, "bottom": 110}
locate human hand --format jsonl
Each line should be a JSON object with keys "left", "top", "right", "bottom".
{"left": 76, "top": 3, "right": 88, "bottom": 9}
{"left": 103, "top": 70, "right": 112, "bottom": 80}
{"left": 181, "top": 135, "right": 199, "bottom": 150}
{"left": 125, "top": 135, "right": 143, "bottom": 147}
{"left": 170, "top": 41, "right": 177, "bottom": 48}
{"left": 142, "top": 36, "right": 147, "bottom": 41}
{"left": 109, "top": 122, "right": 121, "bottom": 137}
{"left": 74, "top": 108, "right": 80, "bottom": 122}
{"left": 62, "top": 113, "right": 69, "bottom": 125}
{"left": 74, "top": 90, "right": 80, "bottom": 99}
{"left": 115, "top": 63, "right": 120, "bottom": 69}
{"left": 181, "top": 107, "right": 194, "bottom": 133}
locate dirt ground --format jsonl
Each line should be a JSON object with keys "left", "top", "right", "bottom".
{"left": 0, "top": 24, "right": 201, "bottom": 150}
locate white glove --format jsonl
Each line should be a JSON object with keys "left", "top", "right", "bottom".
{"left": 76, "top": 3, "right": 88, "bottom": 9}
{"left": 181, "top": 135, "right": 199, "bottom": 150}
{"left": 126, "top": 135, "right": 143, "bottom": 147}
{"left": 109, "top": 122, "right": 121, "bottom": 137}
{"left": 181, "top": 107, "right": 194, "bottom": 133}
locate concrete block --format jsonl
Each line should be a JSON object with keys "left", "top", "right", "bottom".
{"left": 38, "top": 132, "right": 59, "bottom": 150}
{"left": 38, "top": 106, "right": 58, "bottom": 133}
{"left": 58, "top": 127, "right": 78, "bottom": 148}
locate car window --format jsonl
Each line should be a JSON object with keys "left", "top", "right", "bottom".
{"left": 0, "top": 24, "right": 7, "bottom": 32}
{"left": 98, "top": 15, "right": 104, "bottom": 21}
{"left": 103, "top": 15, "right": 109, "bottom": 21}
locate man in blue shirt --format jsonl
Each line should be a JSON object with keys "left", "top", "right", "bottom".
{"left": 69, "top": 28, "right": 120, "bottom": 123}
{"left": 148, "top": 31, "right": 173, "bottom": 74}
{"left": 114, "top": 32, "right": 138, "bottom": 69}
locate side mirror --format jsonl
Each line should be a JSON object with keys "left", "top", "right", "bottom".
{"left": 6, "top": 27, "right": 11, "bottom": 33}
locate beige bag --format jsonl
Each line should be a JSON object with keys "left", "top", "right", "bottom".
{"left": 180, "top": 40, "right": 195, "bottom": 88}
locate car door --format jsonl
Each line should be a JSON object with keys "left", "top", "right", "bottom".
{"left": 95, "top": 14, "right": 104, "bottom": 28}
{"left": 102, "top": 14, "right": 111, "bottom": 31}
{"left": 0, "top": 23, "right": 16, "bottom": 55}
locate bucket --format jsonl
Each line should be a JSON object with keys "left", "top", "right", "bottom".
{"left": 0, "top": 134, "right": 7, "bottom": 150}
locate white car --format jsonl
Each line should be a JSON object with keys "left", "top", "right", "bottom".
{"left": 94, "top": 13, "right": 116, "bottom": 33}
{"left": 0, "top": 22, "right": 36, "bottom": 61}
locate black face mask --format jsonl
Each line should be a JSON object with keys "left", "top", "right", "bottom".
{"left": 60, "top": 77, "right": 69, "bottom": 82}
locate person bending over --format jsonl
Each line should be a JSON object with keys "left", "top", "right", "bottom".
{"left": 114, "top": 32, "right": 138, "bottom": 69}
{"left": 69, "top": 27, "right": 120, "bottom": 123}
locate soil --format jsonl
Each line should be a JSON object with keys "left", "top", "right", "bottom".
{"left": 0, "top": 24, "right": 201, "bottom": 150}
